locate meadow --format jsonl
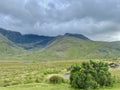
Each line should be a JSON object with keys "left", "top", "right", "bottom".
{"left": 0, "top": 59, "right": 120, "bottom": 90}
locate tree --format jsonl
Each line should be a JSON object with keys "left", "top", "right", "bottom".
{"left": 70, "top": 61, "right": 114, "bottom": 89}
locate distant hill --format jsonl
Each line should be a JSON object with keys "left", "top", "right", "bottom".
{"left": 26, "top": 36, "right": 120, "bottom": 60}
{"left": 88, "top": 41, "right": 120, "bottom": 58}
{"left": 0, "top": 28, "right": 91, "bottom": 49}
{"left": 64, "top": 33, "right": 90, "bottom": 40}
{"left": 0, "top": 27, "right": 120, "bottom": 60}
{"left": 29, "top": 36, "right": 105, "bottom": 60}
{"left": 0, "top": 33, "right": 24, "bottom": 56}
{"left": 0, "top": 28, "right": 54, "bottom": 49}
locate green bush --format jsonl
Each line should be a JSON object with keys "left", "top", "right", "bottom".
{"left": 70, "top": 61, "right": 114, "bottom": 89}
{"left": 49, "top": 75, "right": 64, "bottom": 84}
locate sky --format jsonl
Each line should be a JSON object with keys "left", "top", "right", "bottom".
{"left": 0, "top": 0, "right": 120, "bottom": 41}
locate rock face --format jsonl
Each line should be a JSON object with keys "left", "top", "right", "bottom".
{"left": 109, "top": 62, "right": 120, "bottom": 68}
{"left": 64, "top": 33, "right": 90, "bottom": 40}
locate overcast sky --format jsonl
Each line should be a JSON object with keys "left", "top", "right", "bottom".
{"left": 0, "top": 0, "right": 120, "bottom": 41}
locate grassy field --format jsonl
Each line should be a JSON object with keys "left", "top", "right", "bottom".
{"left": 0, "top": 84, "right": 75, "bottom": 90}
{"left": 0, "top": 82, "right": 120, "bottom": 90}
{"left": 0, "top": 59, "right": 120, "bottom": 90}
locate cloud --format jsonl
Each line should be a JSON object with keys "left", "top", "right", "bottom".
{"left": 0, "top": 0, "right": 120, "bottom": 41}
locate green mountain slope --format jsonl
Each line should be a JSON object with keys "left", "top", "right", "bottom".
{"left": 27, "top": 36, "right": 120, "bottom": 60}
{"left": 25, "top": 37, "right": 98, "bottom": 60}
{"left": 0, "top": 27, "right": 120, "bottom": 61}
{"left": 88, "top": 41, "right": 120, "bottom": 58}
{"left": 0, "top": 33, "right": 24, "bottom": 56}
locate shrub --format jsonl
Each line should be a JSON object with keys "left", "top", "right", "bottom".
{"left": 35, "top": 76, "right": 43, "bottom": 83}
{"left": 44, "top": 69, "right": 59, "bottom": 75}
{"left": 70, "top": 61, "right": 114, "bottom": 89}
{"left": 49, "top": 75, "right": 64, "bottom": 84}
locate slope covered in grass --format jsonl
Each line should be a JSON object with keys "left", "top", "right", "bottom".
{"left": 27, "top": 36, "right": 120, "bottom": 60}
{"left": 26, "top": 36, "right": 103, "bottom": 60}
{"left": 0, "top": 27, "right": 120, "bottom": 60}
{"left": 0, "top": 34, "right": 25, "bottom": 60}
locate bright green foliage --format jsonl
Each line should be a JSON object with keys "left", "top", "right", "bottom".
{"left": 70, "top": 61, "right": 114, "bottom": 89}
{"left": 49, "top": 75, "right": 64, "bottom": 84}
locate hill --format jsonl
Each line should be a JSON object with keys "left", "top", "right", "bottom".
{"left": 88, "top": 41, "right": 120, "bottom": 58}
{"left": 0, "top": 33, "right": 24, "bottom": 56}
{"left": 24, "top": 36, "right": 102, "bottom": 60}
{"left": 64, "top": 33, "right": 90, "bottom": 40}
{"left": 0, "top": 28, "right": 54, "bottom": 49}
{"left": 27, "top": 36, "right": 120, "bottom": 60}
{"left": 0, "top": 27, "right": 120, "bottom": 60}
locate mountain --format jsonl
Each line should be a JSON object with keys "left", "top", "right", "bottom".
{"left": 64, "top": 33, "right": 90, "bottom": 40}
{"left": 27, "top": 36, "right": 120, "bottom": 60}
{"left": 0, "top": 28, "right": 54, "bottom": 49}
{"left": 88, "top": 41, "right": 120, "bottom": 58}
{"left": 29, "top": 36, "right": 104, "bottom": 60}
{"left": 0, "top": 27, "right": 120, "bottom": 60}
{"left": 0, "top": 28, "right": 91, "bottom": 49}
{"left": 0, "top": 33, "right": 24, "bottom": 56}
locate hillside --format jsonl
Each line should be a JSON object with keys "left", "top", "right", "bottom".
{"left": 0, "top": 28, "right": 120, "bottom": 60}
{"left": 0, "top": 28, "right": 54, "bottom": 49}
{"left": 24, "top": 36, "right": 102, "bottom": 60}
{"left": 0, "top": 33, "right": 24, "bottom": 60}
{"left": 88, "top": 41, "right": 120, "bottom": 58}
{"left": 27, "top": 36, "right": 120, "bottom": 60}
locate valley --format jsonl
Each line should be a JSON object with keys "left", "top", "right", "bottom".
{"left": 0, "top": 28, "right": 120, "bottom": 90}
{"left": 1, "top": 0, "right": 120, "bottom": 89}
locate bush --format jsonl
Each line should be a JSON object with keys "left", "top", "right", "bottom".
{"left": 70, "top": 61, "right": 114, "bottom": 89}
{"left": 49, "top": 75, "right": 64, "bottom": 84}
{"left": 44, "top": 69, "right": 59, "bottom": 75}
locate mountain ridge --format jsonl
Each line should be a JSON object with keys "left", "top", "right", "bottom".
{"left": 0, "top": 28, "right": 55, "bottom": 49}
{"left": 0, "top": 27, "right": 120, "bottom": 60}
{"left": 0, "top": 28, "right": 91, "bottom": 49}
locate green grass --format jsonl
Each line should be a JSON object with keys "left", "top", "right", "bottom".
{"left": 0, "top": 83, "right": 120, "bottom": 90}
{"left": 100, "top": 83, "right": 120, "bottom": 90}
{"left": 0, "top": 84, "right": 76, "bottom": 90}
{"left": 0, "top": 60, "right": 120, "bottom": 90}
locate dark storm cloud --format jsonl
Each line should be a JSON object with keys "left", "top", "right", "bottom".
{"left": 0, "top": 0, "right": 120, "bottom": 41}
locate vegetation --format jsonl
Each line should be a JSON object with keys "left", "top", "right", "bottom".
{"left": 0, "top": 60, "right": 74, "bottom": 87}
{"left": 0, "top": 34, "right": 24, "bottom": 55}
{"left": 49, "top": 75, "right": 64, "bottom": 84}
{"left": 70, "top": 61, "right": 114, "bottom": 89}
{"left": 0, "top": 60, "right": 120, "bottom": 90}
{"left": 26, "top": 36, "right": 120, "bottom": 60}
{"left": 0, "top": 15, "right": 120, "bottom": 90}
{"left": 0, "top": 28, "right": 120, "bottom": 60}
